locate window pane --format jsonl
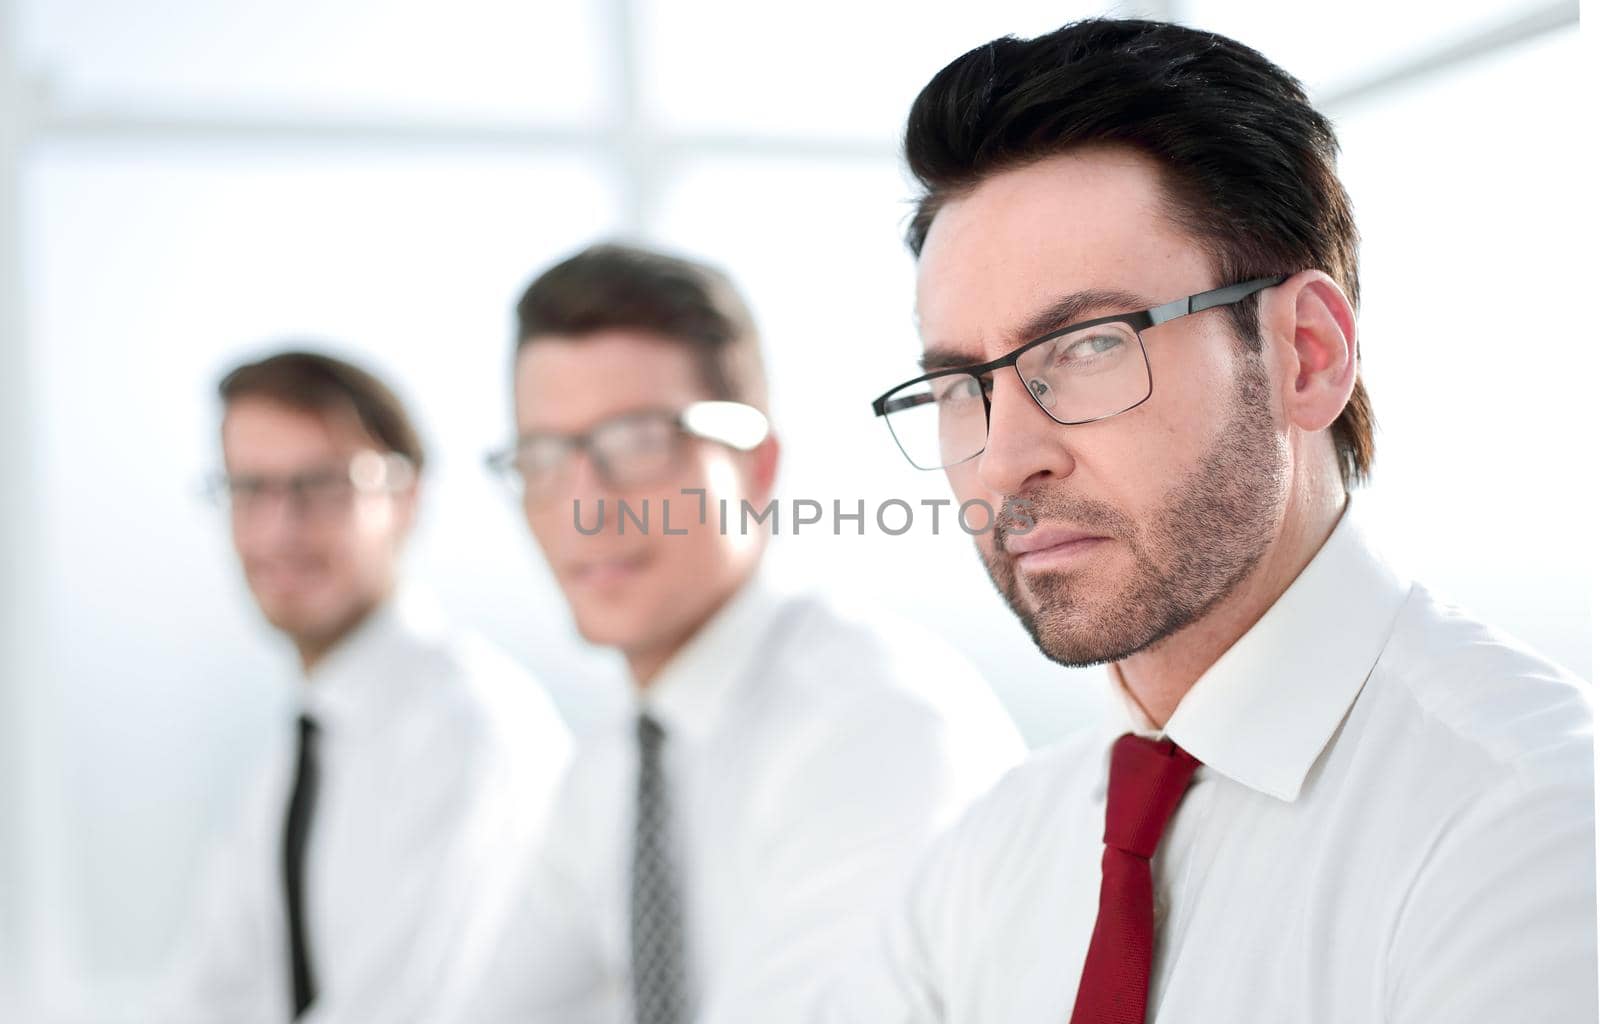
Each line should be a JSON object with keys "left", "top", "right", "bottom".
{"left": 641, "top": 0, "right": 1102, "bottom": 140}
{"left": 1183, "top": 0, "right": 1562, "bottom": 96}
{"left": 1336, "top": 28, "right": 1589, "bottom": 675}
{"left": 19, "top": 0, "right": 607, "bottom": 123}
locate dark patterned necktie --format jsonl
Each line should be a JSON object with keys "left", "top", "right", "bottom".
{"left": 631, "top": 713, "right": 688, "bottom": 1024}
{"left": 283, "top": 713, "right": 320, "bottom": 1020}
{"left": 1069, "top": 734, "right": 1201, "bottom": 1024}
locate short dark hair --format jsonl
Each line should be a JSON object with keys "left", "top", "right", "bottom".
{"left": 218, "top": 349, "right": 426, "bottom": 471}
{"left": 514, "top": 242, "right": 767, "bottom": 411}
{"left": 903, "top": 18, "right": 1374, "bottom": 487}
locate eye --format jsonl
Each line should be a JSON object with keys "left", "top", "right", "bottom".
{"left": 516, "top": 438, "right": 569, "bottom": 475}
{"left": 933, "top": 375, "right": 980, "bottom": 404}
{"left": 595, "top": 415, "right": 677, "bottom": 460}
{"left": 632, "top": 418, "right": 676, "bottom": 450}
{"left": 291, "top": 470, "right": 357, "bottom": 506}
{"left": 1056, "top": 332, "right": 1126, "bottom": 364}
{"left": 228, "top": 476, "right": 269, "bottom": 500}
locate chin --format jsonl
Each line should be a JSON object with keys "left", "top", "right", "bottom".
{"left": 256, "top": 595, "right": 306, "bottom": 632}
{"left": 259, "top": 590, "right": 345, "bottom": 638}
{"left": 571, "top": 605, "right": 652, "bottom": 651}
{"left": 1030, "top": 624, "right": 1125, "bottom": 669}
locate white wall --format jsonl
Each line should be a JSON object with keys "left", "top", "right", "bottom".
{"left": 3, "top": 1, "right": 1589, "bottom": 1019}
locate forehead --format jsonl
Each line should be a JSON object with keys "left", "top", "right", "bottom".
{"left": 915, "top": 147, "right": 1211, "bottom": 361}
{"left": 513, "top": 328, "right": 712, "bottom": 432}
{"left": 221, "top": 397, "right": 365, "bottom": 470}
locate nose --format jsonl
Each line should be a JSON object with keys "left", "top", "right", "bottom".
{"left": 533, "top": 448, "right": 617, "bottom": 529}
{"left": 239, "top": 487, "right": 314, "bottom": 530}
{"left": 976, "top": 369, "right": 1075, "bottom": 496}
{"left": 233, "top": 493, "right": 311, "bottom": 561}
{"left": 564, "top": 447, "right": 612, "bottom": 497}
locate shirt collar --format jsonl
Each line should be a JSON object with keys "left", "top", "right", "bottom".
{"left": 637, "top": 570, "right": 786, "bottom": 744}
{"left": 301, "top": 582, "right": 447, "bottom": 724}
{"left": 1105, "top": 497, "right": 1411, "bottom": 803}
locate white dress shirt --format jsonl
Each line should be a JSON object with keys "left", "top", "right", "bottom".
{"left": 458, "top": 571, "right": 1026, "bottom": 1024}
{"left": 825, "top": 502, "right": 1597, "bottom": 1023}
{"left": 153, "top": 585, "right": 573, "bottom": 1024}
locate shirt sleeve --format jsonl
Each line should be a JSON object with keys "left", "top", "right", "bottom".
{"left": 1385, "top": 755, "right": 1598, "bottom": 1023}
{"left": 699, "top": 695, "right": 1007, "bottom": 1024}
{"left": 143, "top": 762, "right": 285, "bottom": 1024}
{"left": 813, "top": 773, "right": 979, "bottom": 1024}
{"left": 302, "top": 696, "right": 573, "bottom": 1024}
{"left": 433, "top": 749, "right": 618, "bottom": 1024}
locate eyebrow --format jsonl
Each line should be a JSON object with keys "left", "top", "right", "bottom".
{"left": 918, "top": 287, "right": 1157, "bottom": 373}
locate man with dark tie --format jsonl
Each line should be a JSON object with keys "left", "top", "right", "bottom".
{"left": 154, "top": 350, "right": 572, "bottom": 1022}
{"left": 457, "top": 243, "right": 1025, "bottom": 1023}
{"left": 826, "top": 18, "right": 1596, "bottom": 1024}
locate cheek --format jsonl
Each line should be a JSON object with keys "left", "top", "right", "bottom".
{"left": 696, "top": 450, "right": 750, "bottom": 521}
{"left": 340, "top": 502, "right": 401, "bottom": 571}
{"left": 944, "top": 458, "right": 991, "bottom": 506}
{"left": 656, "top": 445, "right": 746, "bottom": 526}
{"left": 229, "top": 517, "right": 256, "bottom": 557}
{"left": 1090, "top": 346, "right": 1240, "bottom": 494}
{"left": 232, "top": 515, "right": 318, "bottom": 563}
{"left": 651, "top": 449, "right": 759, "bottom": 569}
{"left": 1149, "top": 329, "right": 1244, "bottom": 425}
{"left": 526, "top": 499, "right": 576, "bottom": 559}
{"left": 353, "top": 499, "right": 395, "bottom": 538}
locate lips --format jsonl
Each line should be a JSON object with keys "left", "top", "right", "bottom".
{"left": 248, "top": 558, "right": 327, "bottom": 591}
{"left": 1004, "top": 524, "right": 1107, "bottom": 557}
{"left": 1004, "top": 524, "right": 1111, "bottom": 573}
{"left": 567, "top": 551, "right": 651, "bottom": 587}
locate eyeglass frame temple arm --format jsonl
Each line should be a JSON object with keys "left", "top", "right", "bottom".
{"left": 1147, "top": 275, "right": 1287, "bottom": 326}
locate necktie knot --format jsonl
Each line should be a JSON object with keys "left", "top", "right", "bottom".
{"left": 1103, "top": 733, "right": 1200, "bottom": 860}
{"left": 637, "top": 712, "right": 666, "bottom": 756}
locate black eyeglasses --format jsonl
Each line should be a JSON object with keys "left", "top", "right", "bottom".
{"left": 486, "top": 400, "right": 769, "bottom": 503}
{"left": 870, "top": 277, "right": 1285, "bottom": 470}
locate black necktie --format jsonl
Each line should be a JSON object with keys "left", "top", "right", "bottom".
{"left": 631, "top": 713, "right": 688, "bottom": 1024}
{"left": 283, "top": 713, "right": 320, "bottom": 1019}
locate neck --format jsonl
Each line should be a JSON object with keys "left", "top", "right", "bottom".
{"left": 294, "top": 587, "right": 391, "bottom": 676}
{"left": 625, "top": 570, "right": 754, "bottom": 690}
{"left": 627, "top": 646, "right": 677, "bottom": 690}
{"left": 1116, "top": 481, "right": 1348, "bottom": 729}
{"left": 296, "top": 637, "right": 336, "bottom": 675}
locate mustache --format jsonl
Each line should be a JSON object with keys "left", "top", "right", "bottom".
{"left": 990, "top": 493, "right": 1134, "bottom": 554}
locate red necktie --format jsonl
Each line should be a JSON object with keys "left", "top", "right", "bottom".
{"left": 1069, "top": 734, "right": 1201, "bottom": 1024}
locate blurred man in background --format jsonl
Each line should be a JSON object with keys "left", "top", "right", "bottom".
{"left": 830, "top": 17, "right": 1596, "bottom": 1023}
{"left": 154, "top": 350, "right": 572, "bottom": 1023}
{"left": 459, "top": 243, "right": 1024, "bottom": 1024}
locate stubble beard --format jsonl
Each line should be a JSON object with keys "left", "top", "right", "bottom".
{"left": 983, "top": 354, "right": 1287, "bottom": 668}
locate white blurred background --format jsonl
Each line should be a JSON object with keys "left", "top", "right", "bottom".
{"left": 0, "top": 0, "right": 1590, "bottom": 1019}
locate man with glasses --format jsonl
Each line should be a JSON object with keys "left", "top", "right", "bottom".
{"left": 457, "top": 243, "right": 1023, "bottom": 1024}
{"left": 828, "top": 18, "right": 1595, "bottom": 1024}
{"left": 156, "top": 350, "right": 572, "bottom": 1022}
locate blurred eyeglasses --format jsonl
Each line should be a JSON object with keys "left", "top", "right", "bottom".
{"left": 206, "top": 450, "right": 415, "bottom": 519}
{"left": 871, "top": 277, "right": 1286, "bottom": 471}
{"left": 486, "top": 400, "right": 769, "bottom": 503}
